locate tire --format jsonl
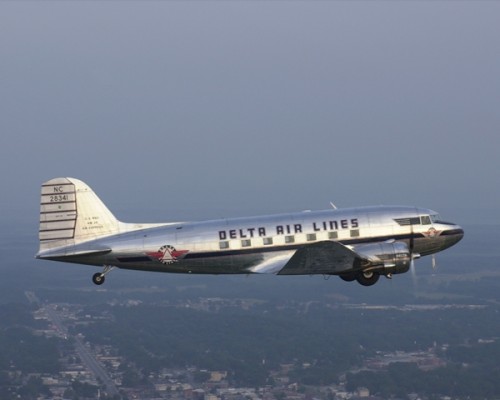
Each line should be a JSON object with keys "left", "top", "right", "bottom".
{"left": 92, "top": 273, "right": 105, "bottom": 285}
{"left": 339, "top": 273, "right": 356, "bottom": 282}
{"left": 356, "top": 271, "right": 380, "bottom": 286}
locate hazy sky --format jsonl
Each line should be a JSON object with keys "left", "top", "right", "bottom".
{"left": 1, "top": 1, "right": 499, "bottom": 227}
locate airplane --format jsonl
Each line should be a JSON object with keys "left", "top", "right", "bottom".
{"left": 36, "top": 177, "right": 464, "bottom": 286}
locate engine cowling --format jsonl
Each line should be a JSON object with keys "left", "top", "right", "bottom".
{"left": 353, "top": 241, "right": 412, "bottom": 275}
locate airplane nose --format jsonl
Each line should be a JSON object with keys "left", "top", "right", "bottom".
{"left": 442, "top": 226, "right": 464, "bottom": 247}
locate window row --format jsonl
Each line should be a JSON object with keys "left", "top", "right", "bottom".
{"left": 219, "top": 229, "right": 359, "bottom": 249}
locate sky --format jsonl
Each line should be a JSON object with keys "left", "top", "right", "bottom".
{"left": 1, "top": 1, "right": 499, "bottom": 228}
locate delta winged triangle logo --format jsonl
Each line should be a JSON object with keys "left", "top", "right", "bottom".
{"left": 147, "top": 245, "right": 189, "bottom": 264}
{"left": 422, "top": 227, "right": 441, "bottom": 238}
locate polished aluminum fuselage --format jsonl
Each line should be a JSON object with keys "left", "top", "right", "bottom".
{"left": 53, "top": 205, "right": 463, "bottom": 275}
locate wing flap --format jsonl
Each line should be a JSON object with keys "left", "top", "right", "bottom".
{"left": 277, "top": 241, "right": 362, "bottom": 275}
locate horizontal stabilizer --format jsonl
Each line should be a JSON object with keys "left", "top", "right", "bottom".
{"left": 278, "top": 241, "right": 361, "bottom": 275}
{"left": 36, "top": 248, "right": 111, "bottom": 260}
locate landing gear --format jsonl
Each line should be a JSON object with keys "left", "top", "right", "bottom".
{"left": 92, "top": 273, "right": 105, "bottom": 285}
{"left": 339, "top": 273, "right": 356, "bottom": 282}
{"left": 356, "top": 270, "right": 380, "bottom": 287}
{"left": 92, "top": 265, "right": 115, "bottom": 285}
{"left": 338, "top": 270, "right": 381, "bottom": 286}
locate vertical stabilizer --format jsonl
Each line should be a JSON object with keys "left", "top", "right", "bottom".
{"left": 39, "top": 178, "right": 120, "bottom": 252}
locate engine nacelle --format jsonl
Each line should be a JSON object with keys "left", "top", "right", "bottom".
{"left": 353, "top": 241, "right": 411, "bottom": 275}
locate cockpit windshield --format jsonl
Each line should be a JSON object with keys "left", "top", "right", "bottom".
{"left": 430, "top": 214, "right": 441, "bottom": 223}
{"left": 420, "top": 216, "right": 431, "bottom": 225}
{"left": 420, "top": 214, "right": 442, "bottom": 225}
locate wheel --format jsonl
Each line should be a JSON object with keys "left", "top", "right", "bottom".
{"left": 356, "top": 270, "right": 380, "bottom": 286}
{"left": 92, "top": 273, "right": 105, "bottom": 285}
{"left": 339, "top": 273, "right": 356, "bottom": 282}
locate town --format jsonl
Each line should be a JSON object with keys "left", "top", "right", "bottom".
{"left": 5, "top": 289, "right": 495, "bottom": 400}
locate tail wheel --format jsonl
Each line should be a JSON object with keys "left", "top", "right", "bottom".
{"left": 92, "top": 273, "right": 105, "bottom": 285}
{"left": 92, "top": 265, "right": 114, "bottom": 285}
{"left": 356, "top": 270, "right": 380, "bottom": 286}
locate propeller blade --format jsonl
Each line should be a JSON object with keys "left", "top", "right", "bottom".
{"left": 409, "top": 224, "right": 418, "bottom": 291}
{"left": 410, "top": 258, "right": 418, "bottom": 291}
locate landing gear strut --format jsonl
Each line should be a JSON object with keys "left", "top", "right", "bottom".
{"left": 92, "top": 265, "right": 115, "bottom": 285}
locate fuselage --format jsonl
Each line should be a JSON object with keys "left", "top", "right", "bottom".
{"left": 45, "top": 205, "right": 463, "bottom": 275}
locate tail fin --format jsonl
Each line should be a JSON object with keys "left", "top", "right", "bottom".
{"left": 39, "top": 178, "right": 120, "bottom": 253}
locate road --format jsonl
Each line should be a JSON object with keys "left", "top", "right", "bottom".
{"left": 25, "top": 291, "right": 120, "bottom": 398}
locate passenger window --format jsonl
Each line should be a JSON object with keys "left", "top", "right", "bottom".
{"left": 306, "top": 233, "right": 316, "bottom": 241}
{"left": 350, "top": 229, "right": 360, "bottom": 237}
{"left": 263, "top": 237, "right": 273, "bottom": 245}
{"left": 219, "top": 241, "right": 229, "bottom": 249}
{"left": 241, "top": 239, "right": 251, "bottom": 247}
{"left": 285, "top": 235, "right": 295, "bottom": 244}
{"left": 329, "top": 231, "right": 338, "bottom": 239}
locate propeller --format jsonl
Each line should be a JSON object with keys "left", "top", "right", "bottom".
{"left": 410, "top": 258, "right": 418, "bottom": 290}
{"left": 409, "top": 224, "right": 420, "bottom": 291}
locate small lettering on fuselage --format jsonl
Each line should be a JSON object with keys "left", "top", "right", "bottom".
{"left": 218, "top": 218, "right": 359, "bottom": 240}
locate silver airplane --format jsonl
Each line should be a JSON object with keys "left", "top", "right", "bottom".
{"left": 36, "top": 178, "right": 464, "bottom": 286}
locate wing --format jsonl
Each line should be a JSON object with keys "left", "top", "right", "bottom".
{"left": 277, "top": 240, "right": 363, "bottom": 275}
